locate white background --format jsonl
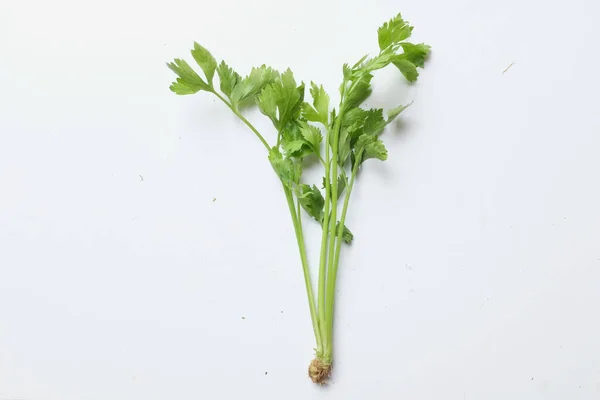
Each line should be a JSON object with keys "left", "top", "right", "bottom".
{"left": 1, "top": 0, "right": 599, "bottom": 398}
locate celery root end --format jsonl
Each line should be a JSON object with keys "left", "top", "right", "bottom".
{"left": 308, "top": 358, "right": 331, "bottom": 384}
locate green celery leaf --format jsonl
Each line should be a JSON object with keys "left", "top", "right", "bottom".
{"left": 329, "top": 108, "right": 337, "bottom": 130}
{"left": 268, "top": 146, "right": 284, "bottom": 163}
{"left": 377, "top": 13, "right": 414, "bottom": 51}
{"left": 387, "top": 103, "right": 412, "bottom": 124}
{"left": 169, "top": 78, "right": 205, "bottom": 95}
{"left": 280, "top": 120, "right": 303, "bottom": 146}
{"left": 309, "top": 82, "right": 330, "bottom": 125}
{"left": 362, "top": 108, "right": 386, "bottom": 136}
{"left": 342, "top": 224, "right": 354, "bottom": 244}
{"left": 361, "top": 51, "right": 395, "bottom": 73}
{"left": 191, "top": 42, "right": 217, "bottom": 85}
{"left": 342, "top": 107, "right": 369, "bottom": 129}
{"left": 216, "top": 61, "right": 241, "bottom": 98}
{"left": 299, "top": 122, "right": 323, "bottom": 155}
{"left": 257, "top": 84, "right": 279, "bottom": 124}
{"left": 399, "top": 43, "right": 431, "bottom": 68}
{"left": 352, "top": 54, "right": 369, "bottom": 69}
{"left": 335, "top": 221, "right": 354, "bottom": 244}
{"left": 282, "top": 139, "right": 306, "bottom": 156}
{"left": 258, "top": 69, "right": 304, "bottom": 131}
{"left": 342, "top": 63, "right": 353, "bottom": 80}
{"left": 320, "top": 174, "right": 347, "bottom": 199}
{"left": 166, "top": 59, "right": 210, "bottom": 90}
{"left": 364, "top": 139, "right": 388, "bottom": 161}
{"left": 392, "top": 57, "right": 419, "bottom": 82}
{"left": 230, "top": 65, "right": 279, "bottom": 107}
{"left": 296, "top": 184, "right": 325, "bottom": 222}
{"left": 355, "top": 134, "right": 388, "bottom": 165}
{"left": 301, "top": 102, "right": 320, "bottom": 124}
{"left": 268, "top": 147, "right": 302, "bottom": 187}
{"left": 277, "top": 69, "right": 304, "bottom": 128}
{"left": 345, "top": 73, "right": 373, "bottom": 108}
{"left": 337, "top": 172, "right": 347, "bottom": 199}
{"left": 335, "top": 108, "right": 370, "bottom": 165}
{"left": 337, "top": 126, "right": 352, "bottom": 167}
{"left": 290, "top": 160, "right": 302, "bottom": 183}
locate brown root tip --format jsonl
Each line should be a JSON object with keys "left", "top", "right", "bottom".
{"left": 308, "top": 358, "right": 331, "bottom": 384}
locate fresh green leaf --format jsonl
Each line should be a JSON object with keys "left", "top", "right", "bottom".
{"left": 362, "top": 108, "right": 386, "bottom": 136}
{"left": 277, "top": 69, "right": 304, "bottom": 128}
{"left": 280, "top": 120, "right": 304, "bottom": 147}
{"left": 230, "top": 65, "right": 279, "bottom": 107}
{"left": 335, "top": 222, "right": 354, "bottom": 244}
{"left": 342, "top": 224, "right": 353, "bottom": 244}
{"left": 339, "top": 108, "right": 369, "bottom": 154}
{"left": 343, "top": 63, "right": 353, "bottom": 79}
{"left": 392, "top": 57, "right": 419, "bottom": 82}
{"left": 387, "top": 103, "right": 412, "bottom": 123}
{"left": 301, "top": 82, "right": 330, "bottom": 125}
{"left": 191, "top": 42, "right": 217, "bottom": 85}
{"left": 320, "top": 172, "right": 347, "bottom": 201}
{"left": 361, "top": 51, "right": 396, "bottom": 73}
{"left": 340, "top": 105, "right": 408, "bottom": 140}
{"left": 377, "top": 13, "right": 413, "bottom": 51}
{"left": 332, "top": 110, "right": 358, "bottom": 165}
{"left": 342, "top": 107, "right": 369, "bottom": 129}
{"left": 257, "top": 84, "right": 279, "bottom": 124}
{"left": 337, "top": 126, "right": 352, "bottom": 167}
{"left": 344, "top": 73, "right": 373, "bottom": 108}
{"left": 340, "top": 108, "right": 386, "bottom": 146}
{"left": 355, "top": 134, "right": 388, "bottom": 165}
{"left": 167, "top": 59, "right": 210, "bottom": 90}
{"left": 216, "top": 61, "right": 241, "bottom": 98}
{"left": 296, "top": 184, "right": 325, "bottom": 222}
{"left": 257, "top": 69, "right": 304, "bottom": 131}
{"left": 296, "top": 185, "right": 352, "bottom": 245}
{"left": 301, "top": 102, "right": 320, "bottom": 124}
{"left": 291, "top": 163, "right": 303, "bottom": 185}
{"left": 290, "top": 161, "right": 303, "bottom": 184}
{"left": 336, "top": 172, "right": 347, "bottom": 199}
{"left": 268, "top": 146, "right": 284, "bottom": 163}
{"left": 329, "top": 108, "right": 337, "bottom": 129}
{"left": 268, "top": 147, "right": 302, "bottom": 187}
{"left": 364, "top": 139, "right": 388, "bottom": 161}
{"left": 352, "top": 135, "right": 368, "bottom": 167}
{"left": 283, "top": 140, "right": 306, "bottom": 156}
{"left": 352, "top": 54, "right": 369, "bottom": 69}
{"left": 169, "top": 78, "right": 205, "bottom": 95}
{"left": 400, "top": 43, "right": 431, "bottom": 68}
{"left": 299, "top": 122, "right": 323, "bottom": 155}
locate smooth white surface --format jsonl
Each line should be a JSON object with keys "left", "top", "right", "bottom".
{"left": 1, "top": 0, "right": 600, "bottom": 398}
